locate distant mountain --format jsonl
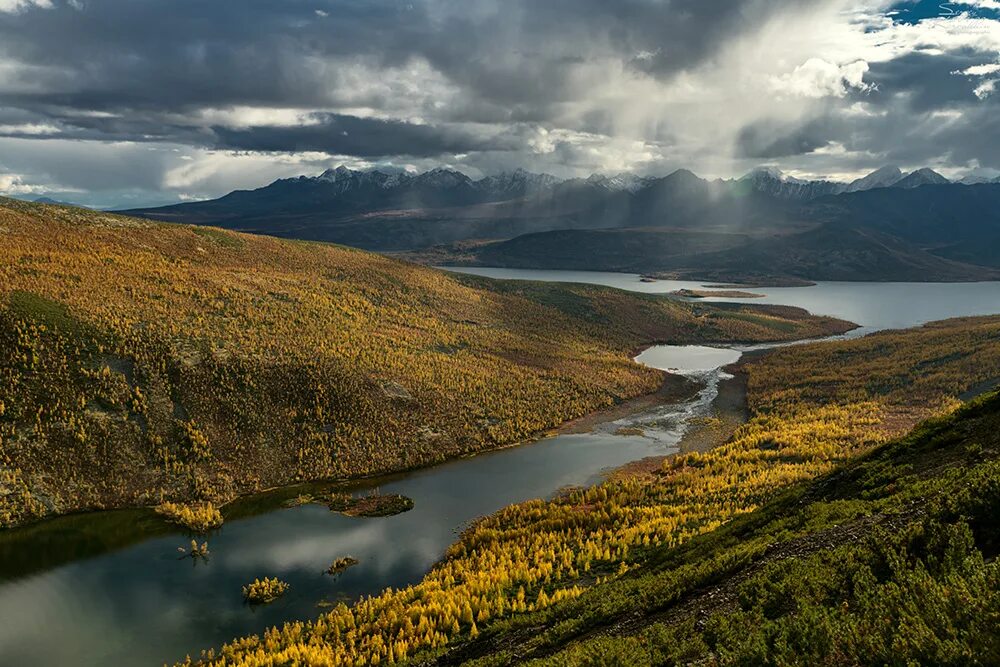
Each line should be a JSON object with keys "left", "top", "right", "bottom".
{"left": 736, "top": 167, "right": 845, "bottom": 201}
{"left": 410, "top": 181, "right": 1000, "bottom": 282}
{"left": 844, "top": 165, "right": 904, "bottom": 192}
{"left": 734, "top": 165, "right": 954, "bottom": 200}
{"left": 893, "top": 167, "right": 950, "bottom": 189}
{"left": 14, "top": 195, "right": 86, "bottom": 208}
{"left": 124, "top": 166, "right": 576, "bottom": 250}
{"left": 475, "top": 168, "right": 560, "bottom": 197}
{"left": 455, "top": 221, "right": 998, "bottom": 283}
{"left": 126, "top": 164, "right": 1000, "bottom": 282}
{"left": 958, "top": 173, "right": 1000, "bottom": 185}
{"left": 585, "top": 172, "right": 655, "bottom": 193}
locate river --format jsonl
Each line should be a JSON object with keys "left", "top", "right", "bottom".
{"left": 2, "top": 270, "right": 999, "bottom": 666}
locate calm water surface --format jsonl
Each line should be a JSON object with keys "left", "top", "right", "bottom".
{"left": 446, "top": 267, "right": 1000, "bottom": 337}
{"left": 0, "top": 379, "right": 703, "bottom": 666}
{"left": 3, "top": 268, "right": 1000, "bottom": 665}
{"left": 635, "top": 345, "right": 742, "bottom": 373}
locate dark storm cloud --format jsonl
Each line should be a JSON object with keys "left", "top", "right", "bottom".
{"left": 212, "top": 114, "right": 517, "bottom": 157}
{"left": 2, "top": 0, "right": 1000, "bottom": 205}
{"left": 0, "top": 0, "right": 814, "bottom": 153}
{"left": 843, "top": 51, "right": 1000, "bottom": 169}
{"left": 731, "top": 44, "right": 1000, "bottom": 173}
{"left": 864, "top": 51, "right": 993, "bottom": 111}
{"left": 735, "top": 120, "right": 831, "bottom": 159}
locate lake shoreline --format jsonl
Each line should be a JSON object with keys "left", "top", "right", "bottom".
{"left": 0, "top": 329, "right": 814, "bottom": 537}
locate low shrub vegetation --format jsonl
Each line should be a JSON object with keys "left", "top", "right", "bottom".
{"left": 242, "top": 577, "right": 290, "bottom": 605}
{"left": 181, "top": 316, "right": 1000, "bottom": 665}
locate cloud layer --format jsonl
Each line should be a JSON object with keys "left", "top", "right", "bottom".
{"left": 0, "top": 0, "right": 998, "bottom": 206}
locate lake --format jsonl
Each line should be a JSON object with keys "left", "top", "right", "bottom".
{"left": 2, "top": 268, "right": 1000, "bottom": 665}
{"left": 0, "top": 365, "right": 710, "bottom": 666}
{"left": 445, "top": 267, "right": 1000, "bottom": 337}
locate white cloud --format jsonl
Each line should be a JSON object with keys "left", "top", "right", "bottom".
{"left": 769, "top": 58, "right": 872, "bottom": 98}
{"left": 0, "top": 172, "right": 45, "bottom": 194}
{"left": 0, "top": 122, "right": 60, "bottom": 135}
{"left": 0, "top": 0, "right": 51, "bottom": 13}
{"left": 953, "top": 0, "right": 1000, "bottom": 8}
{"left": 974, "top": 78, "right": 998, "bottom": 97}
{"left": 954, "top": 63, "right": 1000, "bottom": 75}
{"left": 181, "top": 106, "right": 326, "bottom": 129}
{"left": 162, "top": 148, "right": 352, "bottom": 191}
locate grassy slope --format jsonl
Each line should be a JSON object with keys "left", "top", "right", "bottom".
{"left": 464, "top": 391, "right": 1000, "bottom": 666}
{"left": 439, "top": 318, "right": 1000, "bottom": 666}
{"left": 188, "top": 317, "right": 1000, "bottom": 666}
{"left": 0, "top": 198, "right": 850, "bottom": 528}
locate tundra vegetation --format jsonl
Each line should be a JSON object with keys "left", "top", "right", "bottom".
{"left": 327, "top": 557, "right": 360, "bottom": 576}
{"left": 328, "top": 491, "right": 414, "bottom": 517}
{"left": 242, "top": 577, "right": 290, "bottom": 605}
{"left": 181, "top": 316, "right": 1000, "bottom": 666}
{"left": 156, "top": 501, "right": 224, "bottom": 532}
{"left": 0, "top": 197, "right": 848, "bottom": 528}
{"left": 178, "top": 539, "right": 210, "bottom": 561}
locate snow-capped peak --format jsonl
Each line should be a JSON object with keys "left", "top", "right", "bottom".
{"left": 583, "top": 172, "right": 652, "bottom": 193}
{"left": 740, "top": 166, "right": 807, "bottom": 184}
{"left": 317, "top": 165, "right": 356, "bottom": 182}
{"left": 845, "top": 166, "right": 904, "bottom": 192}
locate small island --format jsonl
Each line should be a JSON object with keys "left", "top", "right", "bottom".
{"left": 328, "top": 491, "right": 415, "bottom": 517}
{"left": 242, "top": 577, "right": 289, "bottom": 605}
{"left": 326, "top": 556, "right": 360, "bottom": 575}
{"left": 670, "top": 288, "right": 765, "bottom": 299}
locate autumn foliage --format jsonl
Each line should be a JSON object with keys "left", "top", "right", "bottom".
{"left": 184, "top": 316, "right": 1000, "bottom": 666}
{"left": 0, "top": 197, "right": 848, "bottom": 528}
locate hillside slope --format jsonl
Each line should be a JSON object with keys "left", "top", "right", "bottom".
{"left": 0, "top": 198, "right": 850, "bottom": 528}
{"left": 186, "top": 315, "right": 1000, "bottom": 666}
{"left": 450, "top": 390, "right": 1000, "bottom": 665}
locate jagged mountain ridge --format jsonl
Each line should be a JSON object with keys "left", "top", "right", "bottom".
{"left": 124, "top": 163, "right": 967, "bottom": 228}
{"left": 121, "top": 163, "right": 1000, "bottom": 281}
{"left": 121, "top": 163, "right": 963, "bottom": 245}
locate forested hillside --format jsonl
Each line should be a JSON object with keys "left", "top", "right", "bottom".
{"left": 185, "top": 315, "right": 1000, "bottom": 666}
{"left": 0, "top": 198, "right": 849, "bottom": 528}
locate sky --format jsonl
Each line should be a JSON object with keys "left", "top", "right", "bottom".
{"left": 0, "top": 0, "right": 999, "bottom": 208}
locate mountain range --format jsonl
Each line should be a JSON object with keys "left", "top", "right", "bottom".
{"left": 124, "top": 164, "right": 1000, "bottom": 283}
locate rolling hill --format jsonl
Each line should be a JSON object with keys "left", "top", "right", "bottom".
{"left": 0, "top": 197, "right": 851, "bottom": 528}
